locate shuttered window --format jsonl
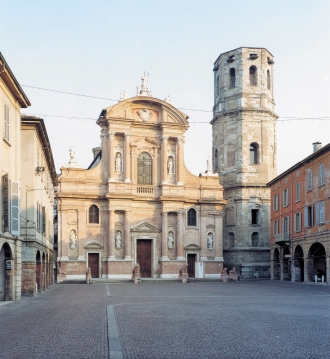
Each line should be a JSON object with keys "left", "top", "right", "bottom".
{"left": 42, "top": 206, "right": 46, "bottom": 234}
{"left": 274, "top": 194, "right": 279, "bottom": 211}
{"left": 319, "top": 164, "right": 324, "bottom": 186}
{"left": 283, "top": 216, "right": 290, "bottom": 239}
{"left": 283, "top": 188, "right": 289, "bottom": 207}
{"left": 2, "top": 174, "right": 10, "bottom": 232}
{"left": 307, "top": 170, "right": 312, "bottom": 191}
{"left": 294, "top": 212, "right": 301, "bottom": 232}
{"left": 304, "top": 206, "right": 314, "bottom": 227}
{"left": 273, "top": 220, "right": 279, "bottom": 236}
{"left": 4, "top": 105, "right": 9, "bottom": 142}
{"left": 11, "top": 182, "right": 19, "bottom": 235}
{"left": 316, "top": 201, "right": 325, "bottom": 225}
{"left": 296, "top": 182, "right": 301, "bottom": 202}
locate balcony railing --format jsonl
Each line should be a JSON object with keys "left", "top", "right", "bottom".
{"left": 136, "top": 186, "right": 154, "bottom": 194}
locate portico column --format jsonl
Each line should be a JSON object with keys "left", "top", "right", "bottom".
{"left": 161, "top": 136, "right": 168, "bottom": 184}
{"left": 304, "top": 256, "right": 309, "bottom": 283}
{"left": 124, "top": 211, "right": 131, "bottom": 259}
{"left": 176, "top": 137, "right": 184, "bottom": 185}
{"left": 326, "top": 255, "right": 330, "bottom": 285}
{"left": 124, "top": 132, "right": 130, "bottom": 182}
{"left": 161, "top": 212, "right": 168, "bottom": 259}
{"left": 176, "top": 211, "right": 184, "bottom": 260}
{"left": 109, "top": 209, "right": 115, "bottom": 259}
{"left": 215, "top": 214, "right": 223, "bottom": 260}
{"left": 109, "top": 131, "right": 115, "bottom": 182}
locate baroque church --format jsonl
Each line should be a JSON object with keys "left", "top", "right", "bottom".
{"left": 57, "top": 47, "right": 276, "bottom": 281}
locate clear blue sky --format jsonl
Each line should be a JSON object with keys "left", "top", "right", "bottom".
{"left": 1, "top": 0, "right": 329, "bottom": 175}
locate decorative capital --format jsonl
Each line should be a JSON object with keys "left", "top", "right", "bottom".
{"left": 162, "top": 136, "right": 169, "bottom": 143}
{"left": 109, "top": 131, "right": 116, "bottom": 138}
{"left": 124, "top": 132, "right": 130, "bottom": 139}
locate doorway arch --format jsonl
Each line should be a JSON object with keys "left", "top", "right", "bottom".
{"left": 0, "top": 242, "right": 13, "bottom": 301}
{"left": 273, "top": 248, "right": 280, "bottom": 279}
{"left": 283, "top": 246, "right": 291, "bottom": 280}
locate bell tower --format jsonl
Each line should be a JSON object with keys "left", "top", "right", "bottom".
{"left": 211, "top": 47, "right": 277, "bottom": 279}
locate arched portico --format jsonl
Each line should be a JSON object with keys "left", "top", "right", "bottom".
{"left": 0, "top": 242, "right": 14, "bottom": 301}
{"left": 293, "top": 245, "right": 304, "bottom": 282}
{"left": 308, "top": 243, "right": 326, "bottom": 282}
{"left": 282, "top": 246, "right": 291, "bottom": 281}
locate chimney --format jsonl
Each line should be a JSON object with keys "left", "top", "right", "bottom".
{"left": 92, "top": 146, "right": 102, "bottom": 158}
{"left": 312, "top": 142, "right": 322, "bottom": 153}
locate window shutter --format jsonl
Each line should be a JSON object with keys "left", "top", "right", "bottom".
{"left": 11, "top": 181, "right": 19, "bottom": 235}
{"left": 298, "top": 213, "right": 301, "bottom": 231}
{"left": 294, "top": 214, "right": 296, "bottom": 232}
{"left": 304, "top": 207, "right": 308, "bottom": 228}
{"left": 311, "top": 206, "right": 314, "bottom": 226}
{"left": 320, "top": 201, "right": 325, "bottom": 224}
{"left": 42, "top": 206, "right": 46, "bottom": 233}
{"left": 316, "top": 202, "right": 320, "bottom": 225}
{"left": 287, "top": 217, "right": 290, "bottom": 238}
{"left": 296, "top": 182, "right": 301, "bottom": 201}
{"left": 2, "top": 174, "right": 10, "bottom": 232}
{"left": 319, "top": 164, "right": 324, "bottom": 186}
{"left": 4, "top": 105, "right": 9, "bottom": 141}
{"left": 307, "top": 170, "right": 312, "bottom": 191}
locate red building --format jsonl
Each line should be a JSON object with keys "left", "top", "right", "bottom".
{"left": 268, "top": 142, "right": 329, "bottom": 284}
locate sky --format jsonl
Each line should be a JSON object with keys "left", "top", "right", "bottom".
{"left": 0, "top": 0, "right": 329, "bottom": 176}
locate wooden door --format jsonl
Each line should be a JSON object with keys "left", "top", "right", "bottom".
{"left": 187, "top": 254, "right": 196, "bottom": 278}
{"left": 137, "top": 240, "right": 152, "bottom": 278}
{"left": 88, "top": 253, "right": 99, "bottom": 278}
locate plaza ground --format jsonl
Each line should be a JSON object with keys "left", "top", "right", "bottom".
{"left": 0, "top": 280, "right": 329, "bottom": 359}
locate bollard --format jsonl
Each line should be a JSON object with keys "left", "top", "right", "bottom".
{"left": 322, "top": 275, "right": 324, "bottom": 283}
{"left": 315, "top": 275, "right": 317, "bottom": 283}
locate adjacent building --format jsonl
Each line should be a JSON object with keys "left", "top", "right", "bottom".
{"left": 269, "top": 142, "right": 330, "bottom": 284}
{"left": 20, "top": 116, "right": 57, "bottom": 295}
{"left": 0, "top": 53, "right": 31, "bottom": 300}
{"left": 211, "top": 47, "right": 277, "bottom": 279}
{"left": 57, "top": 77, "right": 226, "bottom": 281}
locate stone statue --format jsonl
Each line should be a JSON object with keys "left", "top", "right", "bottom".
{"left": 207, "top": 232, "right": 214, "bottom": 249}
{"left": 164, "top": 95, "right": 172, "bottom": 104}
{"left": 69, "top": 230, "right": 77, "bottom": 249}
{"left": 115, "top": 231, "right": 122, "bottom": 248}
{"left": 136, "top": 72, "right": 152, "bottom": 96}
{"left": 168, "top": 232, "right": 174, "bottom": 249}
{"left": 115, "top": 153, "right": 122, "bottom": 171}
{"left": 167, "top": 157, "right": 174, "bottom": 174}
{"left": 69, "top": 147, "right": 76, "bottom": 162}
{"left": 206, "top": 156, "right": 212, "bottom": 171}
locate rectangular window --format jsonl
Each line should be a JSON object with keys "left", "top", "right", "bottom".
{"left": 319, "top": 164, "right": 324, "bottom": 186}
{"left": 316, "top": 201, "right": 325, "bottom": 225}
{"left": 283, "top": 216, "right": 290, "bottom": 240}
{"left": 2, "top": 174, "right": 10, "bottom": 232}
{"left": 4, "top": 105, "right": 9, "bottom": 142}
{"left": 273, "top": 220, "right": 279, "bottom": 236}
{"left": 304, "top": 206, "right": 314, "bottom": 227}
{"left": 42, "top": 206, "right": 46, "bottom": 233}
{"left": 11, "top": 181, "right": 19, "bottom": 235}
{"left": 296, "top": 182, "right": 301, "bottom": 202}
{"left": 273, "top": 194, "right": 279, "bottom": 211}
{"left": 307, "top": 169, "right": 312, "bottom": 191}
{"left": 251, "top": 209, "right": 259, "bottom": 225}
{"left": 283, "top": 188, "right": 289, "bottom": 207}
{"left": 294, "top": 212, "right": 302, "bottom": 232}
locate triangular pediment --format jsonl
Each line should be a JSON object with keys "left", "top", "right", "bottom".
{"left": 131, "top": 222, "right": 160, "bottom": 233}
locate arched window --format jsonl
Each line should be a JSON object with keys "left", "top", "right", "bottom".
{"left": 230, "top": 68, "right": 236, "bottom": 88}
{"left": 267, "top": 70, "right": 271, "bottom": 90}
{"left": 250, "top": 143, "right": 258, "bottom": 164}
{"left": 187, "top": 208, "right": 197, "bottom": 226}
{"left": 137, "top": 152, "right": 152, "bottom": 185}
{"left": 89, "top": 205, "right": 99, "bottom": 224}
{"left": 249, "top": 66, "right": 257, "bottom": 86}
{"left": 252, "top": 232, "right": 259, "bottom": 247}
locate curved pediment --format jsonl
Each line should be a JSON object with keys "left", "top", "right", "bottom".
{"left": 131, "top": 222, "right": 160, "bottom": 233}
{"left": 97, "top": 96, "right": 189, "bottom": 127}
{"left": 84, "top": 242, "right": 104, "bottom": 250}
{"left": 184, "top": 243, "right": 201, "bottom": 251}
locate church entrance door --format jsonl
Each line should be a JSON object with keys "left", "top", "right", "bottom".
{"left": 187, "top": 254, "right": 196, "bottom": 278}
{"left": 88, "top": 253, "right": 99, "bottom": 278}
{"left": 137, "top": 240, "right": 151, "bottom": 277}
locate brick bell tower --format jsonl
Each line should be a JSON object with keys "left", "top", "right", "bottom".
{"left": 211, "top": 47, "right": 277, "bottom": 279}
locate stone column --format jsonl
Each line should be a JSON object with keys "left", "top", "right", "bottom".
{"left": 176, "top": 211, "right": 184, "bottom": 260}
{"left": 124, "top": 211, "right": 131, "bottom": 259}
{"left": 280, "top": 259, "right": 284, "bottom": 281}
{"left": 161, "top": 136, "right": 168, "bottom": 184}
{"left": 109, "top": 210, "right": 115, "bottom": 259}
{"left": 101, "top": 130, "right": 109, "bottom": 183}
{"left": 131, "top": 146, "right": 137, "bottom": 184}
{"left": 200, "top": 213, "right": 207, "bottom": 261}
{"left": 176, "top": 137, "right": 184, "bottom": 185}
{"left": 109, "top": 131, "right": 115, "bottom": 182}
{"left": 161, "top": 212, "right": 168, "bottom": 260}
{"left": 215, "top": 214, "right": 223, "bottom": 260}
{"left": 270, "top": 250, "right": 274, "bottom": 280}
{"left": 304, "top": 256, "right": 309, "bottom": 283}
{"left": 124, "top": 132, "right": 130, "bottom": 182}
{"left": 326, "top": 256, "right": 330, "bottom": 285}
{"left": 102, "top": 209, "right": 110, "bottom": 259}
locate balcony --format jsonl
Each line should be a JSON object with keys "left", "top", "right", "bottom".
{"left": 275, "top": 233, "right": 291, "bottom": 247}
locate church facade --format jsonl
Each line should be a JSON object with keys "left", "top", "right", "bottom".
{"left": 212, "top": 47, "right": 277, "bottom": 279}
{"left": 57, "top": 77, "right": 226, "bottom": 280}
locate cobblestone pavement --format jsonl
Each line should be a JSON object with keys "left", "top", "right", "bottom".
{"left": 0, "top": 280, "right": 329, "bottom": 359}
